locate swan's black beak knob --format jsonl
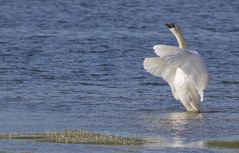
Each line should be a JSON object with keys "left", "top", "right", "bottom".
{"left": 165, "top": 23, "right": 176, "bottom": 28}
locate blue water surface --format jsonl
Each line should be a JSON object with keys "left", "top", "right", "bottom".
{"left": 0, "top": 0, "right": 239, "bottom": 152}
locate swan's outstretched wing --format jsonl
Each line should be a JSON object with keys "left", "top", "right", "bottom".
{"left": 143, "top": 57, "right": 178, "bottom": 100}
{"left": 143, "top": 57, "right": 176, "bottom": 83}
{"left": 162, "top": 50, "right": 209, "bottom": 94}
{"left": 153, "top": 45, "right": 209, "bottom": 94}
{"left": 153, "top": 45, "right": 186, "bottom": 57}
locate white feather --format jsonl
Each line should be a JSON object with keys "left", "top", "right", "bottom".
{"left": 162, "top": 49, "right": 209, "bottom": 94}
{"left": 173, "top": 68, "right": 201, "bottom": 112}
{"left": 143, "top": 57, "right": 178, "bottom": 100}
{"left": 153, "top": 45, "right": 186, "bottom": 57}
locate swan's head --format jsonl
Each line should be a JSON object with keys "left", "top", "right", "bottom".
{"left": 165, "top": 23, "right": 178, "bottom": 34}
{"left": 165, "top": 23, "right": 176, "bottom": 29}
{"left": 165, "top": 23, "right": 187, "bottom": 49}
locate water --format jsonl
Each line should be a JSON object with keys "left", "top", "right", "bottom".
{"left": 0, "top": 0, "right": 238, "bottom": 152}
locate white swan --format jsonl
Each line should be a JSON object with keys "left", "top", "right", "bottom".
{"left": 143, "top": 23, "right": 209, "bottom": 112}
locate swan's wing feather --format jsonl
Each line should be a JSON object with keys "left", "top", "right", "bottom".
{"left": 143, "top": 57, "right": 178, "bottom": 100}
{"left": 163, "top": 50, "right": 209, "bottom": 93}
{"left": 143, "top": 57, "right": 175, "bottom": 83}
{"left": 153, "top": 45, "right": 186, "bottom": 57}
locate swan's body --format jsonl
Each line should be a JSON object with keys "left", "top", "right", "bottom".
{"left": 143, "top": 23, "right": 209, "bottom": 112}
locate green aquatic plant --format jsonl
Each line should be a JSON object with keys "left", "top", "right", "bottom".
{"left": 0, "top": 130, "right": 145, "bottom": 145}
{"left": 207, "top": 140, "right": 239, "bottom": 149}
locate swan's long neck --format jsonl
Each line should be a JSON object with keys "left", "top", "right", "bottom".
{"left": 170, "top": 28, "right": 187, "bottom": 49}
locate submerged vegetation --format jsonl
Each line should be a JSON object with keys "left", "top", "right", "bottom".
{"left": 0, "top": 130, "right": 146, "bottom": 145}
{"left": 2, "top": 130, "right": 239, "bottom": 150}
{"left": 207, "top": 140, "right": 239, "bottom": 149}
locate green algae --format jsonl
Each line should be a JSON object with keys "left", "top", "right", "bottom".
{"left": 207, "top": 140, "right": 239, "bottom": 149}
{"left": 0, "top": 130, "right": 146, "bottom": 145}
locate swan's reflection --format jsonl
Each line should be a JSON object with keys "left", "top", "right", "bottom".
{"left": 142, "top": 112, "right": 204, "bottom": 148}
{"left": 144, "top": 112, "right": 203, "bottom": 129}
{"left": 160, "top": 112, "right": 203, "bottom": 128}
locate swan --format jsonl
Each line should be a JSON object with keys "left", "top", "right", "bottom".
{"left": 143, "top": 23, "right": 209, "bottom": 112}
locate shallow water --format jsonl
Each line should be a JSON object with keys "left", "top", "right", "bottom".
{"left": 0, "top": 0, "right": 239, "bottom": 152}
